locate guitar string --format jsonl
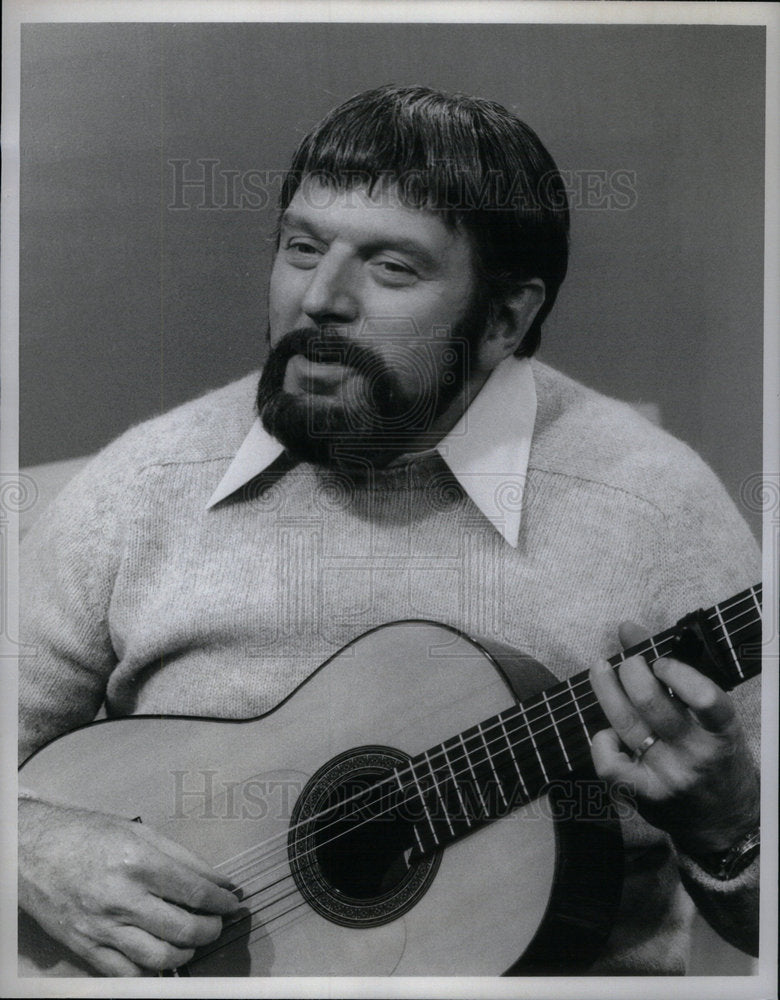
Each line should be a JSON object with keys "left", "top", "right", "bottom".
{"left": 186, "top": 597, "right": 762, "bottom": 965}
{"left": 190, "top": 698, "right": 673, "bottom": 966}
{"left": 164, "top": 592, "right": 762, "bottom": 963}
{"left": 191, "top": 642, "right": 748, "bottom": 970}
{"left": 191, "top": 609, "right": 761, "bottom": 956}
{"left": 209, "top": 600, "right": 762, "bottom": 915}
{"left": 191, "top": 616, "right": 759, "bottom": 968}
{"left": 206, "top": 607, "right": 762, "bottom": 943}
{"left": 206, "top": 592, "right": 761, "bottom": 893}
{"left": 215, "top": 589, "right": 762, "bottom": 886}
{"left": 213, "top": 584, "right": 760, "bottom": 879}
{"left": 221, "top": 628, "right": 744, "bottom": 914}
{"left": 210, "top": 590, "right": 761, "bottom": 886}
{"left": 189, "top": 724, "right": 608, "bottom": 962}
{"left": 188, "top": 591, "right": 764, "bottom": 963}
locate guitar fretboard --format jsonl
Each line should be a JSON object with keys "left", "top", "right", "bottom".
{"left": 395, "top": 584, "right": 763, "bottom": 857}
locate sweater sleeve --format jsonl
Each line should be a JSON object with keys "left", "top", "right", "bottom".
{"left": 18, "top": 438, "right": 143, "bottom": 766}
{"left": 640, "top": 449, "right": 762, "bottom": 957}
{"left": 676, "top": 853, "right": 760, "bottom": 956}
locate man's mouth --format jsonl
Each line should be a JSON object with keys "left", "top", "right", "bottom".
{"left": 283, "top": 354, "right": 355, "bottom": 397}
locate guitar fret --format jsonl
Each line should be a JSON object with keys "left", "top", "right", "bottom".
{"left": 459, "top": 733, "right": 490, "bottom": 817}
{"left": 567, "top": 677, "right": 592, "bottom": 747}
{"left": 658, "top": 636, "right": 678, "bottom": 658}
{"left": 647, "top": 637, "right": 661, "bottom": 661}
{"left": 541, "top": 691, "right": 571, "bottom": 771}
{"left": 395, "top": 769, "right": 425, "bottom": 854}
{"left": 715, "top": 603, "right": 745, "bottom": 679}
{"left": 441, "top": 741, "right": 473, "bottom": 829}
{"left": 750, "top": 586, "right": 761, "bottom": 617}
{"left": 409, "top": 760, "right": 439, "bottom": 845}
{"left": 478, "top": 722, "right": 508, "bottom": 808}
{"left": 518, "top": 704, "right": 549, "bottom": 783}
{"left": 499, "top": 712, "right": 529, "bottom": 797}
{"left": 423, "top": 749, "right": 454, "bottom": 837}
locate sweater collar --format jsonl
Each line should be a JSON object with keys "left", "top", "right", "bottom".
{"left": 207, "top": 355, "right": 536, "bottom": 548}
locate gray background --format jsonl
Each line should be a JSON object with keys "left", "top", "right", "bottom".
{"left": 20, "top": 23, "right": 765, "bottom": 536}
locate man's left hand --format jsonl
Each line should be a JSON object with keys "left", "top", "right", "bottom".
{"left": 589, "top": 622, "right": 759, "bottom": 859}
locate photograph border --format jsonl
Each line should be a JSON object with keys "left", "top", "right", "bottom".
{"left": 2, "top": 3, "right": 778, "bottom": 998}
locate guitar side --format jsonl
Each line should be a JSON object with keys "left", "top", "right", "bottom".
{"left": 19, "top": 620, "right": 620, "bottom": 977}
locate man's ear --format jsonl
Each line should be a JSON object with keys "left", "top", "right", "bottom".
{"left": 476, "top": 279, "right": 546, "bottom": 369}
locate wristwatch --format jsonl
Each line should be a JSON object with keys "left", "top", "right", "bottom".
{"left": 693, "top": 827, "right": 760, "bottom": 881}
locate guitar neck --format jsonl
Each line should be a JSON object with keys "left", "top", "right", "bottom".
{"left": 401, "top": 584, "right": 763, "bottom": 857}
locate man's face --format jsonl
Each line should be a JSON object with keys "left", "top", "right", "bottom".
{"left": 258, "top": 177, "right": 490, "bottom": 470}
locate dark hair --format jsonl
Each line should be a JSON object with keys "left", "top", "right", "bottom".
{"left": 279, "top": 85, "right": 569, "bottom": 356}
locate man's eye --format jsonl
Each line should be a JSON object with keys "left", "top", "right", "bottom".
{"left": 374, "top": 259, "right": 417, "bottom": 282}
{"left": 287, "top": 241, "right": 320, "bottom": 256}
{"left": 283, "top": 240, "right": 323, "bottom": 267}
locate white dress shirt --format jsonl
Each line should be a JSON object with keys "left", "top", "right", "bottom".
{"left": 208, "top": 355, "right": 537, "bottom": 548}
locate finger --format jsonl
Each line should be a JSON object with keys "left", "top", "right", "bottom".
{"left": 591, "top": 728, "right": 636, "bottom": 784}
{"left": 140, "top": 896, "right": 224, "bottom": 948}
{"left": 108, "top": 924, "right": 195, "bottom": 972}
{"left": 134, "top": 825, "right": 238, "bottom": 892}
{"left": 65, "top": 928, "right": 145, "bottom": 977}
{"left": 88, "top": 945, "right": 145, "bottom": 977}
{"left": 618, "top": 620, "right": 652, "bottom": 651}
{"left": 590, "top": 658, "right": 655, "bottom": 751}
{"left": 652, "top": 657, "right": 736, "bottom": 732}
{"left": 617, "top": 655, "right": 690, "bottom": 743}
{"left": 142, "top": 854, "right": 241, "bottom": 915}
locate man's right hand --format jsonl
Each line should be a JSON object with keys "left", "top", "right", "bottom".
{"left": 19, "top": 796, "right": 241, "bottom": 976}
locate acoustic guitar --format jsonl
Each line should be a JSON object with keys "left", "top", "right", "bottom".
{"left": 18, "top": 584, "right": 763, "bottom": 977}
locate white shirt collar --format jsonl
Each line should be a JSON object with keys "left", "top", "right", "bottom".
{"left": 207, "top": 355, "right": 536, "bottom": 548}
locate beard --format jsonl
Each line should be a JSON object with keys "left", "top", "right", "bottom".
{"left": 256, "top": 310, "right": 485, "bottom": 472}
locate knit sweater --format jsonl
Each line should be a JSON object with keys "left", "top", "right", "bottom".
{"left": 19, "top": 360, "right": 761, "bottom": 974}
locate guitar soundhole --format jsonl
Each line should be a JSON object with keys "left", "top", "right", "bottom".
{"left": 288, "top": 746, "right": 441, "bottom": 928}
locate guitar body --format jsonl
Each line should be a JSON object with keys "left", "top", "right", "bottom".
{"left": 19, "top": 621, "right": 622, "bottom": 977}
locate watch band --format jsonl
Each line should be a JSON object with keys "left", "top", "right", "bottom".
{"left": 693, "top": 827, "right": 760, "bottom": 881}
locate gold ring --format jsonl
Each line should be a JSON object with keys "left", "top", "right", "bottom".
{"left": 632, "top": 733, "right": 659, "bottom": 763}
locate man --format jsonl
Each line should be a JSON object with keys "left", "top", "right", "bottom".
{"left": 18, "top": 85, "right": 760, "bottom": 977}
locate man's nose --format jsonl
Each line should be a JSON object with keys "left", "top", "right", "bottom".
{"left": 300, "top": 253, "right": 359, "bottom": 327}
